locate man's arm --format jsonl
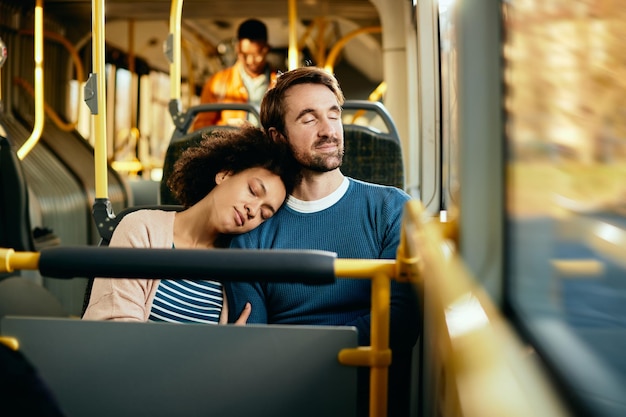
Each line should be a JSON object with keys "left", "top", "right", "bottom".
{"left": 347, "top": 192, "right": 420, "bottom": 349}
{"left": 224, "top": 234, "right": 270, "bottom": 323}
{"left": 382, "top": 194, "right": 421, "bottom": 348}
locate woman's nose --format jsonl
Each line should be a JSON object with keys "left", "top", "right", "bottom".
{"left": 245, "top": 203, "right": 258, "bottom": 218}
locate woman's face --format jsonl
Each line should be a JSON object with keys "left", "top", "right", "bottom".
{"left": 212, "top": 166, "right": 286, "bottom": 234}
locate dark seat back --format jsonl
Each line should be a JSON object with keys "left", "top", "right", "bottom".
{"left": 159, "top": 127, "right": 238, "bottom": 205}
{"left": 342, "top": 124, "right": 404, "bottom": 189}
{"left": 170, "top": 102, "right": 260, "bottom": 141}
{"left": 0, "top": 137, "right": 67, "bottom": 322}
{"left": 162, "top": 102, "right": 260, "bottom": 204}
{"left": 0, "top": 277, "right": 67, "bottom": 324}
{"left": 0, "top": 136, "right": 34, "bottom": 253}
{"left": 2, "top": 317, "right": 357, "bottom": 417}
{"left": 341, "top": 100, "right": 405, "bottom": 190}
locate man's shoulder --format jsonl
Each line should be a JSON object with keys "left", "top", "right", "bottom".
{"left": 347, "top": 178, "right": 410, "bottom": 200}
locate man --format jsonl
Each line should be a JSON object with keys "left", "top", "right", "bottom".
{"left": 225, "top": 67, "right": 420, "bottom": 417}
{"left": 191, "top": 19, "right": 277, "bottom": 130}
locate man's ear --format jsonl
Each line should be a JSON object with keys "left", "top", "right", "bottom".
{"left": 215, "top": 170, "right": 231, "bottom": 184}
{"left": 268, "top": 127, "right": 286, "bottom": 144}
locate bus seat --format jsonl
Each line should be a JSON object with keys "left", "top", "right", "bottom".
{"left": 162, "top": 101, "right": 405, "bottom": 204}
{"left": 2, "top": 317, "right": 357, "bottom": 417}
{"left": 161, "top": 102, "right": 260, "bottom": 204}
{"left": 341, "top": 100, "right": 405, "bottom": 190}
{"left": 342, "top": 124, "right": 404, "bottom": 189}
{"left": 0, "top": 277, "right": 67, "bottom": 324}
{"left": 12, "top": 104, "right": 128, "bottom": 247}
{"left": 127, "top": 178, "right": 161, "bottom": 206}
{"left": 170, "top": 102, "right": 260, "bottom": 141}
{"left": 0, "top": 136, "right": 35, "bottom": 253}
{"left": 160, "top": 126, "right": 238, "bottom": 205}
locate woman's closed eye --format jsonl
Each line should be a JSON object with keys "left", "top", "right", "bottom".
{"left": 261, "top": 208, "right": 274, "bottom": 220}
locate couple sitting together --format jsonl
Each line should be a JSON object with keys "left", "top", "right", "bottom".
{"left": 83, "top": 66, "right": 420, "bottom": 417}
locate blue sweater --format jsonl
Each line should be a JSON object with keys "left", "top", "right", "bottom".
{"left": 225, "top": 178, "right": 420, "bottom": 349}
{"left": 225, "top": 178, "right": 420, "bottom": 416}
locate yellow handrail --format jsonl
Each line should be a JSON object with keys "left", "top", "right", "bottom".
{"left": 91, "top": 0, "right": 108, "bottom": 199}
{"left": 14, "top": 77, "right": 77, "bottom": 132}
{"left": 287, "top": 0, "right": 299, "bottom": 70}
{"left": 182, "top": 37, "right": 194, "bottom": 109}
{"left": 169, "top": 0, "right": 183, "bottom": 104}
{"left": 402, "top": 200, "right": 570, "bottom": 417}
{"left": 297, "top": 17, "right": 328, "bottom": 66}
{"left": 17, "top": 29, "right": 86, "bottom": 132}
{"left": 323, "top": 26, "right": 382, "bottom": 74}
{"left": 349, "top": 81, "right": 388, "bottom": 124}
{"left": 335, "top": 258, "right": 397, "bottom": 415}
{"left": 17, "top": 0, "right": 44, "bottom": 160}
{"left": 0, "top": 245, "right": 409, "bottom": 417}
{"left": 0, "top": 336, "right": 19, "bottom": 351}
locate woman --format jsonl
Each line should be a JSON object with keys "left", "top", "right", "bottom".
{"left": 82, "top": 124, "right": 299, "bottom": 324}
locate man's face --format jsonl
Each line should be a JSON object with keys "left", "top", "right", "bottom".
{"left": 279, "top": 83, "right": 344, "bottom": 172}
{"left": 238, "top": 39, "right": 269, "bottom": 77}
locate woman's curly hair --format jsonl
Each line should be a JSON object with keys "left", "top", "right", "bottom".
{"left": 167, "top": 124, "right": 300, "bottom": 208}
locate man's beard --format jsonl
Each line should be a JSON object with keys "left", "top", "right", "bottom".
{"left": 298, "top": 142, "right": 344, "bottom": 173}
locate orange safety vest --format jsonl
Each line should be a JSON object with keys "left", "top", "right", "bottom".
{"left": 191, "top": 61, "right": 277, "bottom": 131}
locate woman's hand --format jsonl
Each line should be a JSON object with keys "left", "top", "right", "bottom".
{"left": 233, "top": 302, "right": 251, "bottom": 325}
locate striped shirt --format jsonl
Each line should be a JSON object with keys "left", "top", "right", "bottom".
{"left": 148, "top": 279, "right": 223, "bottom": 324}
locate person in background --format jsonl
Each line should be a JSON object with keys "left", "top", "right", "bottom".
{"left": 224, "top": 67, "right": 421, "bottom": 417}
{"left": 192, "top": 19, "right": 277, "bottom": 130}
{"left": 82, "top": 124, "right": 300, "bottom": 324}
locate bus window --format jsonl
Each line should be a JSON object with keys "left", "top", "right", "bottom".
{"left": 504, "top": 2, "right": 626, "bottom": 416}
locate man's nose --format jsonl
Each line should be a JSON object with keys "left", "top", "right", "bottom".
{"left": 319, "top": 117, "right": 337, "bottom": 137}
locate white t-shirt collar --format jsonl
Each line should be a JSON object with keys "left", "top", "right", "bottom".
{"left": 286, "top": 177, "right": 350, "bottom": 213}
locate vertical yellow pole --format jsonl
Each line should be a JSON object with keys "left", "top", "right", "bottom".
{"left": 92, "top": 0, "right": 108, "bottom": 198}
{"left": 315, "top": 17, "right": 327, "bottom": 67}
{"left": 287, "top": 0, "right": 299, "bottom": 70}
{"left": 169, "top": 0, "right": 183, "bottom": 103}
{"left": 129, "top": 19, "right": 137, "bottom": 133}
{"left": 17, "top": 0, "right": 44, "bottom": 160}
{"left": 370, "top": 272, "right": 390, "bottom": 417}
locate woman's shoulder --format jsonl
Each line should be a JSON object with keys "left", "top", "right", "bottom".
{"left": 112, "top": 209, "right": 176, "bottom": 248}
{"left": 120, "top": 208, "right": 176, "bottom": 222}
{"left": 116, "top": 209, "right": 176, "bottom": 233}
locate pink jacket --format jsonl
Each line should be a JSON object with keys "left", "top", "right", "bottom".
{"left": 82, "top": 210, "right": 230, "bottom": 323}
{"left": 82, "top": 210, "right": 174, "bottom": 321}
